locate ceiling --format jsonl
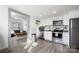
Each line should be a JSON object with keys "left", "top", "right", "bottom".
{"left": 9, "top": 5, "right": 79, "bottom": 19}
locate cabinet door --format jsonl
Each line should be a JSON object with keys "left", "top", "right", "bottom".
{"left": 63, "top": 15, "right": 69, "bottom": 25}
{"left": 63, "top": 32, "right": 69, "bottom": 45}
{"left": 44, "top": 31, "right": 52, "bottom": 41}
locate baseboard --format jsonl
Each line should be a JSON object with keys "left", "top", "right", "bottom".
{"left": 0, "top": 48, "right": 11, "bottom": 53}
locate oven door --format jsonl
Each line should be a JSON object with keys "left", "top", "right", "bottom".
{"left": 52, "top": 32, "right": 62, "bottom": 38}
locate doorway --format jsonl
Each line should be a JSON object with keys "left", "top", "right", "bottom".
{"left": 8, "top": 8, "right": 29, "bottom": 48}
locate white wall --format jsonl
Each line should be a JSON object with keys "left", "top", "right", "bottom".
{"left": 27, "top": 16, "right": 37, "bottom": 41}
{"left": 69, "top": 10, "right": 79, "bottom": 18}
{"left": 40, "top": 9, "right": 79, "bottom": 26}
{"left": 39, "top": 18, "right": 53, "bottom": 26}
{"left": 40, "top": 13, "right": 69, "bottom": 26}
{"left": 0, "top": 6, "right": 8, "bottom": 50}
{"left": 40, "top": 10, "right": 79, "bottom": 27}
{"left": 23, "top": 20, "right": 27, "bottom": 32}
{"left": 30, "top": 17, "right": 37, "bottom": 33}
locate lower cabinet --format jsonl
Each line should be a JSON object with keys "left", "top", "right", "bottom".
{"left": 63, "top": 32, "right": 69, "bottom": 46}
{"left": 44, "top": 31, "right": 69, "bottom": 46}
{"left": 44, "top": 31, "right": 52, "bottom": 41}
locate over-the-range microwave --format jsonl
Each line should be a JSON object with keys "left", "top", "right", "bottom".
{"left": 53, "top": 20, "right": 63, "bottom": 26}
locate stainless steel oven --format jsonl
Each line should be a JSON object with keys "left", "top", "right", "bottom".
{"left": 52, "top": 32, "right": 62, "bottom": 38}
{"left": 52, "top": 30, "right": 63, "bottom": 38}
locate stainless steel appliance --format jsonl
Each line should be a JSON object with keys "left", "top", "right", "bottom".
{"left": 53, "top": 20, "right": 63, "bottom": 26}
{"left": 69, "top": 18, "right": 79, "bottom": 48}
{"left": 39, "top": 26, "right": 44, "bottom": 39}
{"left": 52, "top": 30, "right": 63, "bottom": 38}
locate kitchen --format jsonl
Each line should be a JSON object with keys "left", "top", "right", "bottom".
{"left": 38, "top": 9, "right": 79, "bottom": 48}
{"left": 0, "top": 5, "right": 79, "bottom": 53}
{"left": 6, "top": 5, "right": 79, "bottom": 53}
{"left": 8, "top": 6, "right": 79, "bottom": 52}
{"left": 38, "top": 19, "right": 69, "bottom": 46}
{"left": 44, "top": 20, "right": 69, "bottom": 45}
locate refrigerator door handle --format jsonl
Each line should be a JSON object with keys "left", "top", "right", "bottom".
{"left": 71, "top": 20, "right": 72, "bottom": 28}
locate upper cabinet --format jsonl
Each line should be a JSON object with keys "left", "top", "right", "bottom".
{"left": 63, "top": 14, "right": 69, "bottom": 25}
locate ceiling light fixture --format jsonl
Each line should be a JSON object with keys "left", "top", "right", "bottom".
{"left": 39, "top": 15, "right": 42, "bottom": 18}
{"left": 52, "top": 11, "right": 56, "bottom": 14}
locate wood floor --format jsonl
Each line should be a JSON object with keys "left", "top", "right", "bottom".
{"left": 10, "top": 39, "right": 79, "bottom": 53}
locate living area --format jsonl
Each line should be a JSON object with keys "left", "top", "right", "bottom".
{"left": 9, "top": 8, "right": 29, "bottom": 48}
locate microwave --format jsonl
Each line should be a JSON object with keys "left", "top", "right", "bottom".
{"left": 53, "top": 20, "right": 63, "bottom": 26}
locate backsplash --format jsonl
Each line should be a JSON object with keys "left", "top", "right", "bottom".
{"left": 45, "top": 25, "right": 68, "bottom": 31}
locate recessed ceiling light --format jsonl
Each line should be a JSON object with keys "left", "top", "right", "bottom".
{"left": 39, "top": 15, "right": 42, "bottom": 17}
{"left": 52, "top": 11, "right": 56, "bottom": 14}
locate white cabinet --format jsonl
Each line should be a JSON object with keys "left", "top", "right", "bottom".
{"left": 63, "top": 32, "right": 69, "bottom": 46}
{"left": 44, "top": 31, "right": 52, "bottom": 41}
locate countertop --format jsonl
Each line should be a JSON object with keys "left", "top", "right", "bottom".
{"left": 44, "top": 30, "right": 68, "bottom": 32}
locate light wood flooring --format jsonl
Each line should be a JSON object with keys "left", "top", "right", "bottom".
{"left": 10, "top": 39, "right": 79, "bottom": 53}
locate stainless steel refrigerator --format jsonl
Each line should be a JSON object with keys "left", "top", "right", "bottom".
{"left": 69, "top": 18, "right": 79, "bottom": 48}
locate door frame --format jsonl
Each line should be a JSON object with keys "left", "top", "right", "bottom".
{"left": 8, "top": 8, "right": 30, "bottom": 48}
